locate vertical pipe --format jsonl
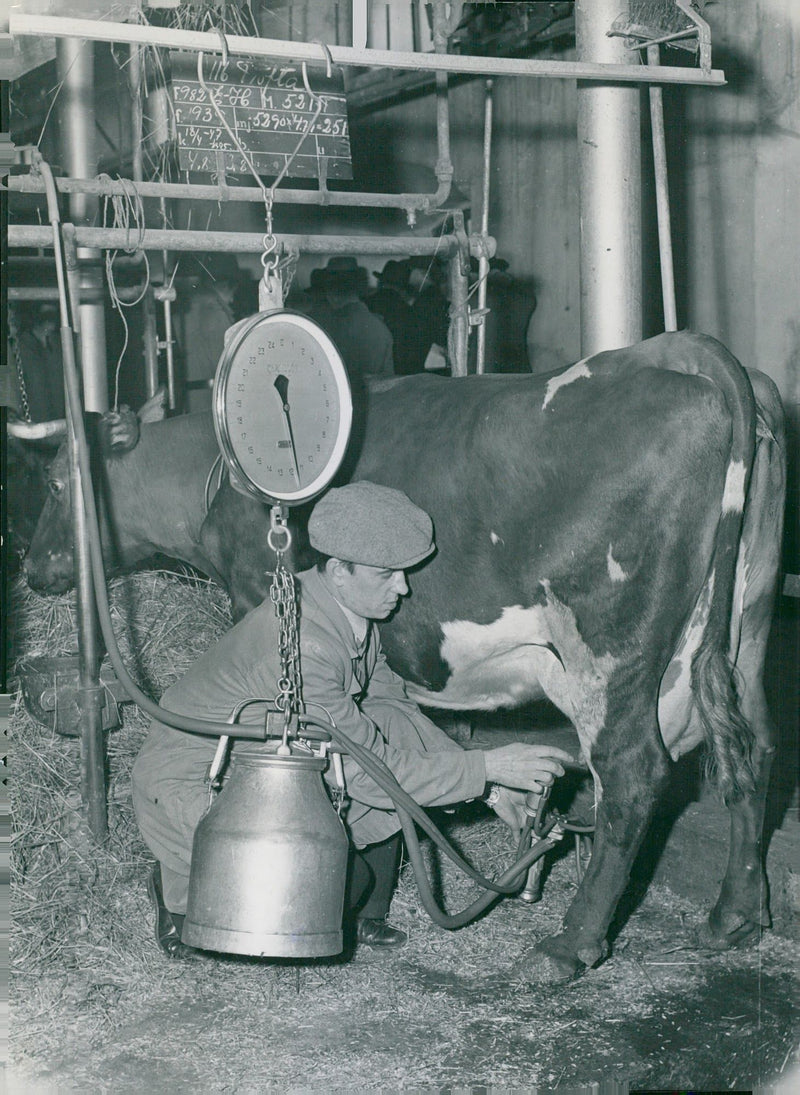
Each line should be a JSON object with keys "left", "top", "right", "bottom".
{"left": 159, "top": 198, "right": 177, "bottom": 410}
{"left": 55, "top": 41, "right": 109, "bottom": 833}
{"left": 0, "top": 80, "right": 9, "bottom": 699}
{"left": 647, "top": 44, "right": 678, "bottom": 332}
{"left": 131, "top": 45, "right": 160, "bottom": 400}
{"left": 67, "top": 408, "right": 107, "bottom": 838}
{"left": 59, "top": 217, "right": 107, "bottom": 841}
{"left": 476, "top": 80, "right": 493, "bottom": 375}
{"left": 56, "top": 37, "right": 109, "bottom": 413}
{"left": 162, "top": 293, "right": 177, "bottom": 410}
{"left": 141, "top": 291, "right": 159, "bottom": 398}
{"left": 430, "top": 0, "right": 454, "bottom": 209}
{"left": 129, "top": 44, "right": 144, "bottom": 199}
{"left": 448, "top": 248, "right": 469, "bottom": 377}
{"left": 432, "top": 0, "right": 459, "bottom": 373}
{"left": 352, "top": 0, "right": 368, "bottom": 49}
{"left": 575, "top": 0, "right": 642, "bottom": 355}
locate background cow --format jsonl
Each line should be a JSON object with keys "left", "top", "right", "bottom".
{"left": 21, "top": 331, "right": 787, "bottom": 983}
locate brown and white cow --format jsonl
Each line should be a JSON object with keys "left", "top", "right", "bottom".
{"left": 22, "top": 331, "right": 787, "bottom": 983}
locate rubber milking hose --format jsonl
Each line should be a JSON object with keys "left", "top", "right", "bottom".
{"left": 303, "top": 713, "right": 554, "bottom": 900}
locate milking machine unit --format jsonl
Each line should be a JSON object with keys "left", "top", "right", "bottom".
{"left": 41, "top": 156, "right": 588, "bottom": 958}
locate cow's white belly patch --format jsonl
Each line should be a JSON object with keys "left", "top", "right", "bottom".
{"left": 657, "top": 574, "right": 713, "bottom": 759}
{"left": 406, "top": 584, "right": 618, "bottom": 775}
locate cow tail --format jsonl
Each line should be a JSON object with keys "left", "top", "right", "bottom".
{"left": 686, "top": 335, "right": 758, "bottom": 803}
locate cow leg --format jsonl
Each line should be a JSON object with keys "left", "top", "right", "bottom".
{"left": 701, "top": 406, "right": 784, "bottom": 949}
{"left": 701, "top": 593, "right": 778, "bottom": 947}
{"left": 701, "top": 622, "right": 777, "bottom": 947}
{"left": 702, "top": 734, "right": 774, "bottom": 948}
{"left": 519, "top": 692, "right": 670, "bottom": 984}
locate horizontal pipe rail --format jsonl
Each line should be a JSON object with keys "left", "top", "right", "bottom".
{"left": 8, "top": 285, "right": 103, "bottom": 301}
{"left": 8, "top": 13, "right": 725, "bottom": 87}
{"left": 5, "top": 170, "right": 446, "bottom": 212}
{"left": 8, "top": 223, "right": 491, "bottom": 258}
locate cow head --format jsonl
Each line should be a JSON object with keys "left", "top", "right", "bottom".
{"left": 20, "top": 392, "right": 168, "bottom": 594}
{"left": 22, "top": 441, "right": 74, "bottom": 593}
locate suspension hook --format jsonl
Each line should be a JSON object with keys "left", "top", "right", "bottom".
{"left": 260, "top": 188, "right": 281, "bottom": 281}
{"left": 267, "top": 504, "right": 292, "bottom": 556}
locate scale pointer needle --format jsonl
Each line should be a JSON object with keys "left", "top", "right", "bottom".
{"left": 274, "top": 374, "right": 301, "bottom": 485}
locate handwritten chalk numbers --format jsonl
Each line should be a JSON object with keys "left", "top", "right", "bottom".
{"left": 170, "top": 51, "right": 353, "bottom": 180}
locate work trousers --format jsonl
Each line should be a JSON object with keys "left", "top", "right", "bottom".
{"left": 347, "top": 833, "right": 402, "bottom": 920}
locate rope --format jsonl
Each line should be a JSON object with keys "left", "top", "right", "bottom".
{"left": 99, "top": 173, "right": 151, "bottom": 412}
{"left": 196, "top": 37, "right": 331, "bottom": 303}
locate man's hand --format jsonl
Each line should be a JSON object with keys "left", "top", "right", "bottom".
{"left": 483, "top": 743, "right": 574, "bottom": 795}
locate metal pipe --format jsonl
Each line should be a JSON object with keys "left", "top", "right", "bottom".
{"left": 476, "top": 80, "right": 494, "bottom": 375}
{"left": 129, "top": 44, "right": 144, "bottom": 186}
{"left": 5, "top": 171, "right": 456, "bottom": 214}
{"left": 56, "top": 38, "right": 93, "bottom": 226}
{"left": 647, "top": 43, "right": 677, "bottom": 332}
{"left": 63, "top": 227, "right": 106, "bottom": 837}
{"left": 129, "top": 46, "right": 161, "bottom": 403}
{"left": 8, "top": 10, "right": 456, "bottom": 223}
{"left": 9, "top": 12, "right": 725, "bottom": 85}
{"left": 39, "top": 156, "right": 107, "bottom": 840}
{"left": 161, "top": 292, "right": 177, "bottom": 411}
{"left": 428, "top": 0, "right": 454, "bottom": 214}
{"left": 56, "top": 37, "right": 109, "bottom": 414}
{"left": 141, "top": 290, "right": 159, "bottom": 401}
{"left": 75, "top": 277, "right": 108, "bottom": 412}
{"left": 448, "top": 250, "right": 470, "bottom": 377}
{"left": 575, "top": 0, "right": 642, "bottom": 356}
{"left": 68, "top": 414, "right": 107, "bottom": 837}
{"left": 61, "top": 227, "right": 84, "bottom": 340}
{"left": 8, "top": 286, "right": 104, "bottom": 302}
{"left": 9, "top": 224, "right": 487, "bottom": 257}
{"left": 158, "top": 197, "right": 176, "bottom": 410}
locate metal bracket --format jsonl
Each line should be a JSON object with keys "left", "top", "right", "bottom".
{"left": 18, "top": 655, "right": 128, "bottom": 737}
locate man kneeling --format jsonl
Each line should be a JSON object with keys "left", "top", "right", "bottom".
{"left": 132, "top": 482, "right": 573, "bottom": 957}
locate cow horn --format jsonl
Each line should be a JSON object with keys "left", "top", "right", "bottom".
{"left": 6, "top": 418, "right": 68, "bottom": 440}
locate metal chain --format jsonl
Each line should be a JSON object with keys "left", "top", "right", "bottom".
{"left": 268, "top": 507, "right": 302, "bottom": 739}
{"left": 7, "top": 325, "right": 32, "bottom": 423}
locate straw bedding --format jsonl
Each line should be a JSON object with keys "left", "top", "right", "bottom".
{"left": 8, "top": 570, "right": 799, "bottom": 1091}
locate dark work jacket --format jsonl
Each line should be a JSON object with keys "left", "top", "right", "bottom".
{"left": 132, "top": 567, "right": 485, "bottom": 848}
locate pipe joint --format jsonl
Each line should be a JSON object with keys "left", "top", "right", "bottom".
{"left": 470, "top": 234, "right": 495, "bottom": 262}
{"left": 77, "top": 685, "right": 106, "bottom": 717}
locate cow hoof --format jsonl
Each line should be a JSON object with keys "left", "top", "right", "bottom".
{"left": 700, "top": 898, "right": 770, "bottom": 951}
{"left": 515, "top": 936, "right": 589, "bottom": 985}
{"left": 697, "top": 916, "right": 763, "bottom": 951}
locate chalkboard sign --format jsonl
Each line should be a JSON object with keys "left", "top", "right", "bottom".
{"left": 169, "top": 51, "right": 353, "bottom": 180}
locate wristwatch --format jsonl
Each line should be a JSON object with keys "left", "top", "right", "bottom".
{"left": 483, "top": 783, "right": 501, "bottom": 808}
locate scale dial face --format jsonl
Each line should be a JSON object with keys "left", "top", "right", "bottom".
{"left": 213, "top": 310, "right": 353, "bottom": 505}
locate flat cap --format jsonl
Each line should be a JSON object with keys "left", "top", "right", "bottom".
{"left": 308, "top": 481, "right": 435, "bottom": 569}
